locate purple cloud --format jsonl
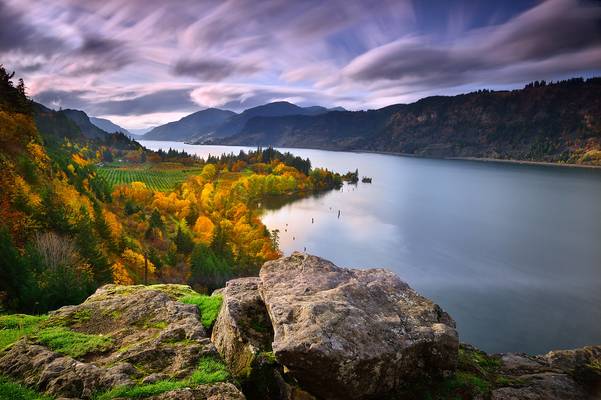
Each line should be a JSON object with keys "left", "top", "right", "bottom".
{"left": 1, "top": 0, "right": 598, "bottom": 129}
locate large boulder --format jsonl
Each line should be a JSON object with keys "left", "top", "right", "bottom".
{"left": 211, "top": 278, "right": 273, "bottom": 377}
{"left": 259, "top": 252, "right": 459, "bottom": 399}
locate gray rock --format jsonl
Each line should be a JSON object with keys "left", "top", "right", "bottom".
{"left": 545, "top": 346, "right": 601, "bottom": 373}
{"left": 0, "top": 340, "right": 118, "bottom": 398}
{"left": 150, "top": 383, "right": 245, "bottom": 399}
{"left": 491, "top": 373, "right": 588, "bottom": 400}
{"left": 259, "top": 252, "right": 459, "bottom": 399}
{"left": 211, "top": 278, "right": 273, "bottom": 378}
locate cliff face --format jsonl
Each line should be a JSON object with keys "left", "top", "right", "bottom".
{"left": 219, "top": 79, "right": 601, "bottom": 165}
{"left": 1, "top": 254, "right": 600, "bottom": 400}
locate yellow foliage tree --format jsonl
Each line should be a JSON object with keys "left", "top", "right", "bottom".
{"left": 193, "top": 216, "right": 215, "bottom": 245}
{"left": 121, "top": 248, "right": 156, "bottom": 283}
{"left": 112, "top": 260, "right": 134, "bottom": 285}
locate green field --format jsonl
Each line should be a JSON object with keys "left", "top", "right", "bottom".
{"left": 97, "top": 167, "right": 201, "bottom": 191}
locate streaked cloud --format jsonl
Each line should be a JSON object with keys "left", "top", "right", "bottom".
{"left": 1, "top": 0, "right": 599, "bottom": 129}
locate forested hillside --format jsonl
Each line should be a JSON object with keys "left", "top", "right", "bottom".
{"left": 0, "top": 68, "right": 344, "bottom": 314}
{"left": 218, "top": 78, "right": 601, "bottom": 165}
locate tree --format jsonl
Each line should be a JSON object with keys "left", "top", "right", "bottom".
{"left": 174, "top": 224, "right": 194, "bottom": 254}
{"left": 75, "top": 208, "right": 112, "bottom": 284}
{"left": 201, "top": 164, "right": 217, "bottom": 181}
{"left": 190, "top": 244, "right": 231, "bottom": 291}
{"left": 0, "top": 227, "right": 31, "bottom": 311}
{"left": 149, "top": 208, "right": 164, "bottom": 230}
{"left": 193, "top": 216, "right": 215, "bottom": 245}
{"left": 102, "top": 149, "right": 113, "bottom": 162}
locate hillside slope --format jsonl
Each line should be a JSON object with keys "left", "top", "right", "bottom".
{"left": 220, "top": 78, "right": 601, "bottom": 165}
{"left": 90, "top": 116, "right": 131, "bottom": 135}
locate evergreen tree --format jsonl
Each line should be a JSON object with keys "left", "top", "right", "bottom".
{"left": 75, "top": 208, "right": 112, "bottom": 284}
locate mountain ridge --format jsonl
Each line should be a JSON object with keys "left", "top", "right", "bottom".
{"left": 215, "top": 78, "right": 601, "bottom": 166}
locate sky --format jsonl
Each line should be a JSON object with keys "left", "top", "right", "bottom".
{"left": 2, "top": 0, "right": 601, "bottom": 130}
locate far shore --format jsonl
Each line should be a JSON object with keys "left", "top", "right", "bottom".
{"left": 446, "top": 156, "right": 601, "bottom": 170}
{"left": 141, "top": 139, "right": 601, "bottom": 170}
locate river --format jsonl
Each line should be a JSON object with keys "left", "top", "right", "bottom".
{"left": 139, "top": 140, "right": 601, "bottom": 354}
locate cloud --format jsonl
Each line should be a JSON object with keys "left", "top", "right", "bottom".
{"left": 0, "top": 2, "right": 65, "bottom": 55}
{"left": 5, "top": 0, "right": 601, "bottom": 129}
{"left": 65, "top": 36, "right": 134, "bottom": 76}
{"left": 190, "top": 83, "right": 337, "bottom": 111}
{"left": 343, "top": 0, "right": 601, "bottom": 90}
{"left": 33, "top": 89, "right": 92, "bottom": 111}
{"left": 92, "top": 88, "right": 199, "bottom": 115}
{"left": 34, "top": 86, "right": 199, "bottom": 117}
{"left": 172, "top": 58, "right": 260, "bottom": 81}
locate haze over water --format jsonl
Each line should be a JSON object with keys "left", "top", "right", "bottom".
{"left": 141, "top": 140, "right": 601, "bottom": 354}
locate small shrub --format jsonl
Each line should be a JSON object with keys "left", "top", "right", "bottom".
{"left": 0, "top": 375, "right": 51, "bottom": 400}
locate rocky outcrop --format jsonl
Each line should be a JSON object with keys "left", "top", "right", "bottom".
{"left": 0, "top": 284, "right": 244, "bottom": 399}
{"left": 2, "top": 255, "right": 599, "bottom": 400}
{"left": 491, "top": 346, "right": 601, "bottom": 400}
{"left": 259, "top": 252, "right": 459, "bottom": 399}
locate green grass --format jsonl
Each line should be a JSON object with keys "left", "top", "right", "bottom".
{"left": 0, "top": 375, "right": 52, "bottom": 400}
{"left": 97, "top": 167, "right": 201, "bottom": 192}
{"left": 143, "top": 321, "right": 168, "bottom": 330}
{"left": 0, "top": 314, "right": 48, "bottom": 350}
{"left": 441, "top": 372, "right": 491, "bottom": 396}
{"left": 189, "top": 356, "right": 230, "bottom": 384}
{"left": 458, "top": 346, "right": 501, "bottom": 373}
{"left": 180, "top": 294, "right": 223, "bottom": 329}
{"left": 95, "top": 356, "right": 230, "bottom": 399}
{"left": 34, "top": 327, "right": 112, "bottom": 358}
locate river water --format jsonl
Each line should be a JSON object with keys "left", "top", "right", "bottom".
{"left": 140, "top": 140, "right": 601, "bottom": 354}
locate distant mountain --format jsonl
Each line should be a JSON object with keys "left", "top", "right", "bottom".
{"left": 90, "top": 117, "right": 130, "bottom": 135}
{"left": 213, "top": 101, "right": 332, "bottom": 138}
{"left": 61, "top": 109, "right": 109, "bottom": 139}
{"left": 128, "top": 127, "right": 153, "bottom": 136}
{"left": 218, "top": 78, "right": 601, "bottom": 165}
{"left": 143, "top": 108, "right": 236, "bottom": 141}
